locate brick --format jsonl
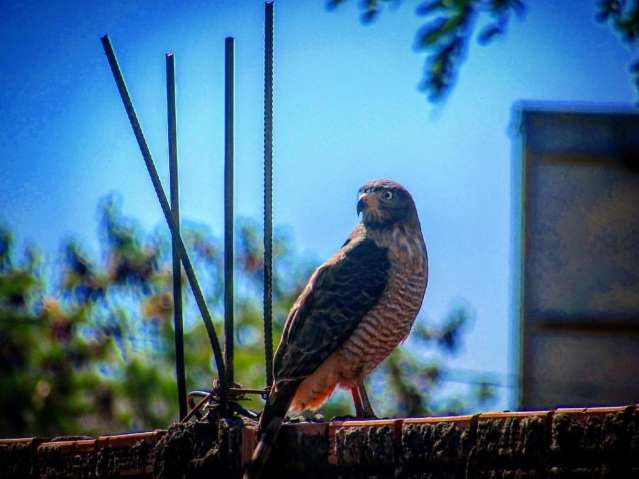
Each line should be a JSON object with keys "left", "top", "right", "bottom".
{"left": 1, "top": 405, "right": 637, "bottom": 478}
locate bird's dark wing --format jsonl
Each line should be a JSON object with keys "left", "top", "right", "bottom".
{"left": 273, "top": 228, "right": 390, "bottom": 383}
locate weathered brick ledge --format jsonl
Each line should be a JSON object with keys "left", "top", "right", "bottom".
{"left": 1, "top": 405, "right": 638, "bottom": 478}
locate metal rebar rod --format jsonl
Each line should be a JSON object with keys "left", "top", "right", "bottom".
{"left": 182, "top": 392, "right": 212, "bottom": 424}
{"left": 263, "top": 0, "right": 275, "bottom": 388}
{"left": 224, "top": 37, "right": 235, "bottom": 386}
{"left": 166, "top": 52, "right": 187, "bottom": 420}
{"left": 101, "top": 35, "right": 228, "bottom": 412}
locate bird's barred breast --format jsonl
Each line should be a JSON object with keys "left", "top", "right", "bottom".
{"left": 289, "top": 224, "right": 427, "bottom": 412}
{"left": 336, "top": 237, "right": 427, "bottom": 386}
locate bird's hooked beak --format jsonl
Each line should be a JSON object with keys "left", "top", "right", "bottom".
{"left": 357, "top": 192, "right": 378, "bottom": 216}
{"left": 357, "top": 194, "right": 367, "bottom": 215}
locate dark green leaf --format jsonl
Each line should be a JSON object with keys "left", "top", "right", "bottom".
{"left": 478, "top": 23, "right": 503, "bottom": 44}
{"left": 416, "top": 1, "right": 444, "bottom": 16}
{"left": 415, "top": 18, "right": 449, "bottom": 49}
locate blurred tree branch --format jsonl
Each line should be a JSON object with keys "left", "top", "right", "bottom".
{"left": 327, "top": 0, "right": 639, "bottom": 102}
{"left": 598, "top": 0, "right": 639, "bottom": 92}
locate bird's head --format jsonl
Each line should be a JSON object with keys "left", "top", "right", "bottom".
{"left": 357, "top": 179, "right": 418, "bottom": 228}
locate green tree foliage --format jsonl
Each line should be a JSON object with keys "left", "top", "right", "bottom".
{"left": 0, "top": 196, "right": 495, "bottom": 437}
{"left": 327, "top": 0, "right": 639, "bottom": 101}
{"left": 598, "top": 0, "right": 639, "bottom": 91}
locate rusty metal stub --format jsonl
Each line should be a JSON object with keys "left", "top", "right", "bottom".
{"left": 241, "top": 424, "right": 257, "bottom": 467}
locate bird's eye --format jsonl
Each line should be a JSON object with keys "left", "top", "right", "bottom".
{"left": 382, "top": 190, "right": 393, "bottom": 200}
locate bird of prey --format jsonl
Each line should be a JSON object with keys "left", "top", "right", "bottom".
{"left": 244, "top": 179, "right": 428, "bottom": 478}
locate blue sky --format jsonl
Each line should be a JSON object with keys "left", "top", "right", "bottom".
{"left": 1, "top": 0, "right": 636, "bottom": 409}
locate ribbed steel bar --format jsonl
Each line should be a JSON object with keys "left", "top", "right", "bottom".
{"left": 263, "top": 0, "right": 274, "bottom": 388}
{"left": 166, "top": 52, "right": 187, "bottom": 420}
{"left": 224, "top": 37, "right": 235, "bottom": 385}
{"left": 101, "top": 35, "right": 228, "bottom": 412}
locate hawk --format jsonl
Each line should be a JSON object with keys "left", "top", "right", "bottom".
{"left": 245, "top": 179, "right": 428, "bottom": 478}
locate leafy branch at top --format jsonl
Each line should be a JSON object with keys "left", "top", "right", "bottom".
{"left": 328, "top": 0, "right": 639, "bottom": 102}
{"left": 327, "top": 0, "right": 525, "bottom": 101}
{"left": 598, "top": 0, "right": 639, "bottom": 93}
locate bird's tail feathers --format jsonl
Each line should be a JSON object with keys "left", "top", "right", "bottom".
{"left": 243, "top": 380, "right": 298, "bottom": 479}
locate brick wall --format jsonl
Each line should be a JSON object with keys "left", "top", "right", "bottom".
{"left": 1, "top": 405, "right": 638, "bottom": 478}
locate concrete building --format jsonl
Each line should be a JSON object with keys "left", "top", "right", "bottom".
{"left": 513, "top": 104, "right": 639, "bottom": 409}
